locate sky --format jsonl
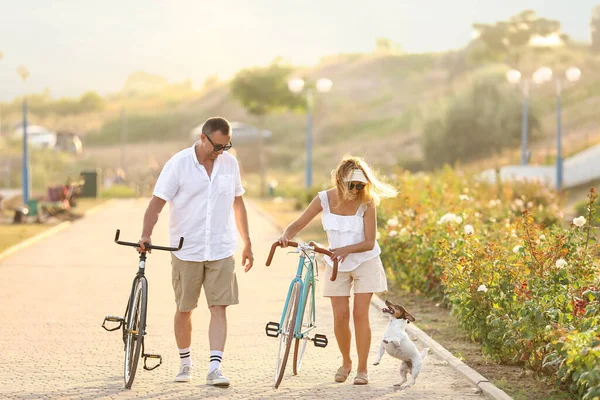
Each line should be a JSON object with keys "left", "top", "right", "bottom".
{"left": 0, "top": 0, "right": 597, "bottom": 101}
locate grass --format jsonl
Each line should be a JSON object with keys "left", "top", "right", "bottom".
{"left": 100, "top": 184, "right": 137, "bottom": 198}
{"left": 0, "top": 197, "right": 107, "bottom": 254}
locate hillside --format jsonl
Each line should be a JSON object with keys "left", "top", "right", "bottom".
{"left": 3, "top": 45, "right": 600, "bottom": 190}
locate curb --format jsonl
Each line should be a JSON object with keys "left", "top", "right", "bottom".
{"left": 371, "top": 294, "right": 513, "bottom": 400}
{"left": 0, "top": 199, "right": 115, "bottom": 263}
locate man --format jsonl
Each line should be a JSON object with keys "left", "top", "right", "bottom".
{"left": 138, "top": 117, "right": 253, "bottom": 387}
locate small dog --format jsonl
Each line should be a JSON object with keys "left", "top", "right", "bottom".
{"left": 373, "top": 300, "right": 429, "bottom": 389}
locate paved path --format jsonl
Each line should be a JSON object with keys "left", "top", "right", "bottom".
{"left": 0, "top": 199, "right": 483, "bottom": 399}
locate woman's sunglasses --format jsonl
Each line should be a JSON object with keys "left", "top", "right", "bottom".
{"left": 348, "top": 182, "right": 366, "bottom": 191}
{"left": 204, "top": 133, "right": 233, "bottom": 152}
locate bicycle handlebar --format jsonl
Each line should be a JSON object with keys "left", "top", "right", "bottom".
{"left": 266, "top": 241, "right": 338, "bottom": 281}
{"left": 114, "top": 229, "right": 184, "bottom": 252}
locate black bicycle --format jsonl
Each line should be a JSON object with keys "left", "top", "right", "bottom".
{"left": 102, "top": 229, "right": 184, "bottom": 389}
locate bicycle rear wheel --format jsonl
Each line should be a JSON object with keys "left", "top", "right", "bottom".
{"left": 293, "top": 281, "right": 313, "bottom": 375}
{"left": 124, "top": 277, "right": 147, "bottom": 389}
{"left": 274, "top": 281, "right": 301, "bottom": 388}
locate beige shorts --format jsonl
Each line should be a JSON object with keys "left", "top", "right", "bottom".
{"left": 171, "top": 254, "right": 239, "bottom": 311}
{"left": 323, "top": 256, "right": 388, "bottom": 297}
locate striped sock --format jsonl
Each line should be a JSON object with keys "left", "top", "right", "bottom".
{"left": 179, "top": 347, "right": 192, "bottom": 366}
{"left": 209, "top": 350, "right": 223, "bottom": 373}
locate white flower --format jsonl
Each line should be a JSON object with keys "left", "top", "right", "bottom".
{"left": 514, "top": 199, "right": 525, "bottom": 208}
{"left": 404, "top": 209, "right": 415, "bottom": 217}
{"left": 399, "top": 227, "right": 409, "bottom": 236}
{"left": 539, "top": 234, "right": 546, "bottom": 241}
{"left": 555, "top": 259, "right": 567, "bottom": 269}
{"left": 387, "top": 217, "right": 399, "bottom": 227}
{"left": 459, "top": 195, "right": 470, "bottom": 201}
{"left": 513, "top": 245, "right": 523, "bottom": 253}
{"left": 376, "top": 231, "right": 381, "bottom": 240}
{"left": 475, "top": 212, "right": 481, "bottom": 218}
{"left": 438, "top": 213, "right": 460, "bottom": 225}
{"left": 389, "top": 230, "right": 398, "bottom": 237}
{"left": 477, "top": 284, "right": 488, "bottom": 293}
{"left": 573, "top": 216, "right": 587, "bottom": 228}
{"left": 437, "top": 213, "right": 464, "bottom": 226}
{"left": 489, "top": 217, "right": 497, "bottom": 223}
{"left": 464, "top": 224, "right": 474, "bottom": 235}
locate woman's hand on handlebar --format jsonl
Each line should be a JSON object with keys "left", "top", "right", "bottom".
{"left": 277, "top": 234, "right": 291, "bottom": 248}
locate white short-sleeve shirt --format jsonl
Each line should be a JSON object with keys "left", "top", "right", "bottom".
{"left": 153, "top": 143, "right": 245, "bottom": 262}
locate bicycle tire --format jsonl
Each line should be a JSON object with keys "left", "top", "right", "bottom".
{"left": 124, "top": 277, "right": 147, "bottom": 389}
{"left": 293, "top": 281, "right": 313, "bottom": 375}
{"left": 274, "top": 281, "right": 301, "bottom": 389}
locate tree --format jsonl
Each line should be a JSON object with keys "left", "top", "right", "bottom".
{"left": 230, "top": 60, "right": 304, "bottom": 195}
{"left": 591, "top": 5, "right": 600, "bottom": 51}
{"left": 78, "top": 91, "right": 105, "bottom": 112}
{"left": 422, "top": 72, "right": 540, "bottom": 168}
{"left": 470, "top": 10, "right": 567, "bottom": 68}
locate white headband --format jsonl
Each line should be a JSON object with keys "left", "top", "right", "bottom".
{"left": 344, "top": 169, "right": 368, "bottom": 183}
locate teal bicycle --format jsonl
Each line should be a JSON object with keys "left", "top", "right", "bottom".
{"left": 265, "top": 240, "right": 339, "bottom": 388}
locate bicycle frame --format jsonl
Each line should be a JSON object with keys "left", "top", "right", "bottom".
{"left": 278, "top": 249, "right": 317, "bottom": 340}
{"left": 103, "top": 229, "right": 184, "bottom": 385}
{"left": 120, "top": 255, "right": 148, "bottom": 346}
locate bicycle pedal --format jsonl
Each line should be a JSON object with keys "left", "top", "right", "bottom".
{"left": 265, "top": 322, "right": 280, "bottom": 338}
{"left": 143, "top": 353, "right": 162, "bottom": 371}
{"left": 102, "top": 316, "right": 124, "bottom": 332}
{"left": 313, "top": 333, "right": 328, "bottom": 348}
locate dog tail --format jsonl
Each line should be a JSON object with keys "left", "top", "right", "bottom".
{"left": 420, "top": 348, "right": 430, "bottom": 360}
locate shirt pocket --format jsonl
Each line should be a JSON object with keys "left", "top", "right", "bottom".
{"left": 218, "top": 174, "right": 234, "bottom": 195}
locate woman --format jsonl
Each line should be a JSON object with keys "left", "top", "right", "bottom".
{"left": 278, "top": 155, "right": 397, "bottom": 385}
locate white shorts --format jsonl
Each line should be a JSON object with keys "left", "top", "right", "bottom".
{"left": 323, "top": 256, "right": 388, "bottom": 297}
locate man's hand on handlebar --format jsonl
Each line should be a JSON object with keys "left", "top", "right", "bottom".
{"left": 137, "top": 237, "right": 152, "bottom": 253}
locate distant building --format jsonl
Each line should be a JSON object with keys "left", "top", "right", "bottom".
{"left": 12, "top": 124, "right": 57, "bottom": 149}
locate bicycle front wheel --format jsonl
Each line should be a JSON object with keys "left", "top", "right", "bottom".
{"left": 293, "top": 281, "right": 313, "bottom": 375}
{"left": 274, "top": 281, "right": 301, "bottom": 389}
{"left": 124, "top": 277, "right": 147, "bottom": 389}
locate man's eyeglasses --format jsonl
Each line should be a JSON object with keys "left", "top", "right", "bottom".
{"left": 204, "top": 133, "right": 233, "bottom": 152}
{"left": 348, "top": 182, "right": 366, "bottom": 191}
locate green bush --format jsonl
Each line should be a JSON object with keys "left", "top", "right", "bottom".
{"left": 379, "top": 170, "right": 599, "bottom": 399}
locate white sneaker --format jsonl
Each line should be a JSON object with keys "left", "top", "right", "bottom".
{"left": 206, "top": 369, "right": 230, "bottom": 387}
{"left": 175, "top": 364, "right": 192, "bottom": 382}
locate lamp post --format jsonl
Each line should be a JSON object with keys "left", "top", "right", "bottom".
{"left": 507, "top": 67, "right": 555, "bottom": 165}
{"left": 525, "top": 66, "right": 580, "bottom": 190}
{"left": 17, "top": 65, "right": 30, "bottom": 205}
{"left": 506, "top": 69, "right": 529, "bottom": 165}
{"left": 287, "top": 77, "right": 333, "bottom": 188}
{"left": 556, "top": 67, "right": 581, "bottom": 190}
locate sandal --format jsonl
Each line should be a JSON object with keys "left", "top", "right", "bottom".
{"left": 353, "top": 371, "right": 369, "bottom": 385}
{"left": 334, "top": 366, "right": 351, "bottom": 383}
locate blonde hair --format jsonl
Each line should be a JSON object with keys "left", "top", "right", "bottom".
{"left": 331, "top": 155, "right": 398, "bottom": 206}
